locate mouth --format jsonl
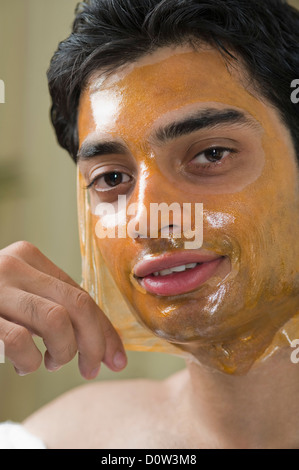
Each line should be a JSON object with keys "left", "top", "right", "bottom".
{"left": 133, "top": 251, "right": 226, "bottom": 296}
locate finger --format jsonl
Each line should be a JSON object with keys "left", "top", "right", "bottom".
{"left": 3, "top": 257, "right": 126, "bottom": 378}
{"left": 97, "top": 313, "right": 127, "bottom": 372}
{"left": 0, "top": 287, "right": 78, "bottom": 370}
{"left": 40, "top": 281, "right": 127, "bottom": 378}
{"left": 0, "top": 244, "right": 127, "bottom": 378}
{"left": 0, "top": 316, "right": 42, "bottom": 375}
{"left": 34, "top": 276, "right": 127, "bottom": 378}
{"left": 0, "top": 241, "right": 80, "bottom": 289}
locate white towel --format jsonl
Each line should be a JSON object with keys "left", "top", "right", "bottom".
{"left": 0, "top": 421, "right": 46, "bottom": 449}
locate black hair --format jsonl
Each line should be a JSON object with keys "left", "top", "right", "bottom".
{"left": 47, "top": 0, "right": 299, "bottom": 163}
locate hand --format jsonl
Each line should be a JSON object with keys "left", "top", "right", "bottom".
{"left": 0, "top": 241, "right": 127, "bottom": 379}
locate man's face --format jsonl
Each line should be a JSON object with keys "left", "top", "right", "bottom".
{"left": 77, "top": 45, "right": 299, "bottom": 374}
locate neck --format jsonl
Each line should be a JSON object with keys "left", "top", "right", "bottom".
{"left": 173, "top": 347, "right": 299, "bottom": 449}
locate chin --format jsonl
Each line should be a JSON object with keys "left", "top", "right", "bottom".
{"left": 129, "top": 280, "right": 244, "bottom": 341}
{"left": 130, "top": 293, "right": 289, "bottom": 376}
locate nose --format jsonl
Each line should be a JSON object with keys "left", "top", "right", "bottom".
{"left": 127, "top": 162, "right": 184, "bottom": 240}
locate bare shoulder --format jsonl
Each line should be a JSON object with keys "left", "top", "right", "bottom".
{"left": 23, "top": 368, "right": 188, "bottom": 449}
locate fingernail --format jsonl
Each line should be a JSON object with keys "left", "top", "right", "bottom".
{"left": 47, "top": 362, "right": 62, "bottom": 372}
{"left": 14, "top": 368, "right": 28, "bottom": 376}
{"left": 113, "top": 351, "right": 127, "bottom": 370}
{"left": 89, "top": 365, "right": 101, "bottom": 379}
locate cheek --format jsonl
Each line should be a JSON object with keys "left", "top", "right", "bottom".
{"left": 212, "top": 183, "right": 299, "bottom": 307}
{"left": 91, "top": 215, "right": 136, "bottom": 287}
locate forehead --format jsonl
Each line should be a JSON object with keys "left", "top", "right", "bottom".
{"left": 77, "top": 45, "right": 282, "bottom": 147}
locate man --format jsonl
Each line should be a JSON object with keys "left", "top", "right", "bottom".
{"left": 0, "top": 0, "right": 299, "bottom": 448}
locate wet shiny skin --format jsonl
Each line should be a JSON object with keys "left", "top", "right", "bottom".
{"left": 77, "top": 45, "right": 299, "bottom": 374}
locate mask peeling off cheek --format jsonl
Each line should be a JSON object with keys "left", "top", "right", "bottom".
{"left": 92, "top": 201, "right": 148, "bottom": 294}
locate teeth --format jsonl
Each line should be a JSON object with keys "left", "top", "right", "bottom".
{"left": 185, "top": 263, "right": 197, "bottom": 269}
{"left": 158, "top": 268, "right": 173, "bottom": 276}
{"left": 152, "top": 263, "right": 198, "bottom": 277}
{"left": 171, "top": 265, "right": 188, "bottom": 272}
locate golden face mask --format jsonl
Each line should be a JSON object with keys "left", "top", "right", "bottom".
{"left": 77, "top": 46, "right": 299, "bottom": 375}
{"left": 77, "top": 168, "right": 183, "bottom": 356}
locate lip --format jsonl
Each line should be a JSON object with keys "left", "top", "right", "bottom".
{"left": 133, "top": 250, "right": 223, "bottom": 277}
{"left": 133, "top": 251, "right": 226, "bottom": 296}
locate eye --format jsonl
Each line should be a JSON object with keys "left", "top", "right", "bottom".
{"left": 88, "top": 171, "right": 132, "bottom": 191}
{"left": 192, "top": 147, "right": 232, "bottom": 165}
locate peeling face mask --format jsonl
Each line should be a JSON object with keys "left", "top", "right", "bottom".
{"left": 77, "top": 45, "right": 299, "bottom": 375}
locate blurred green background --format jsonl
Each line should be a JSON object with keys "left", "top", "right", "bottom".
{"left": 0, "top": 0, "right": 187, "bottom": 423}
{"left": 0, "top": 0, "right": 298, "bottom": 422}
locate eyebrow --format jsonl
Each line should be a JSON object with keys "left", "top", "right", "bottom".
{"left": 77, "top": 141, "right": 127, "bottom": 161}
{"left": 152, "top": 109, "right": 259, "bottom": 145}
{"left": 77, "top": 108, "right": 260, "bottom": 161}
